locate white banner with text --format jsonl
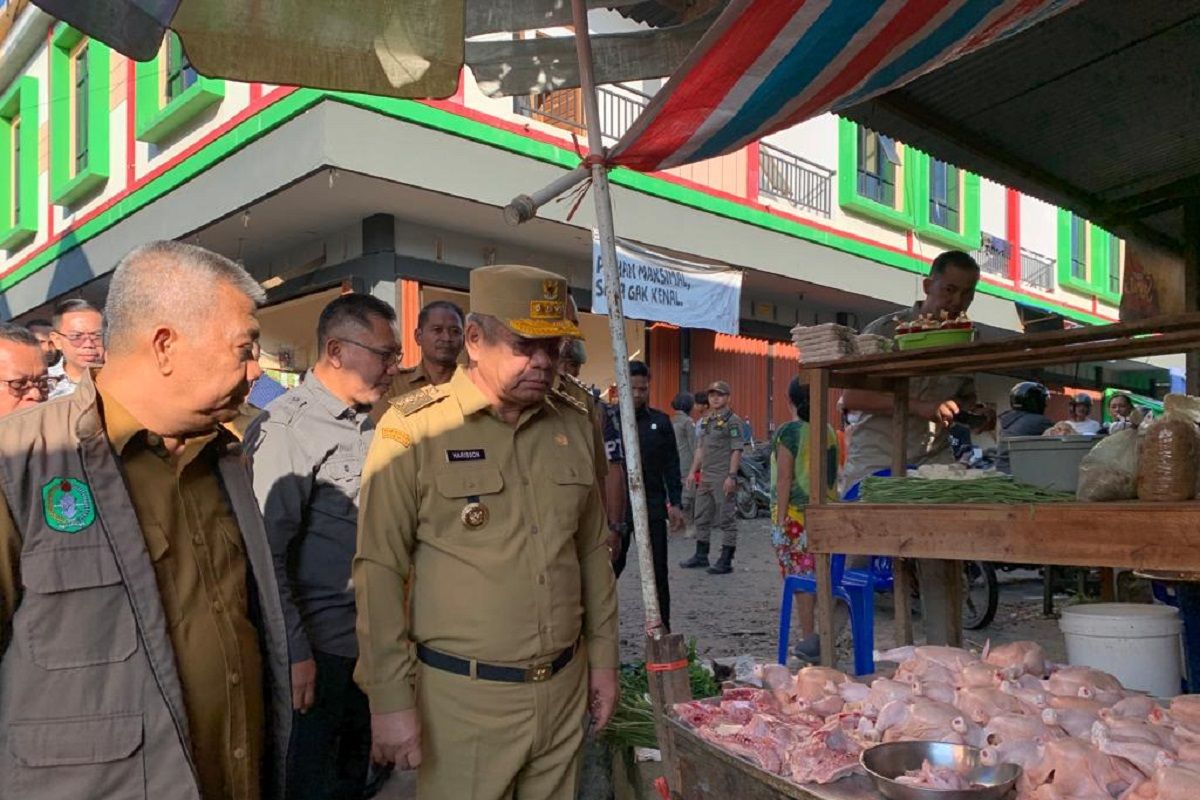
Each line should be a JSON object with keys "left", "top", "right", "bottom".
{"left": 591, "top": 233, "right": 742, "bottom": 334}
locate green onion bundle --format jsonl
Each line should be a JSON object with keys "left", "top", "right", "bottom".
{"left": 858, "top": 475, "right": 1076, "bottom": 504}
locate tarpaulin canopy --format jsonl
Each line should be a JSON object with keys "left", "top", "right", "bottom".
{"left": 30, "top": 0, "right": 711, "bottom": 99}
{"left": 608, "top": 0, "right": 1080, "bottom": 171}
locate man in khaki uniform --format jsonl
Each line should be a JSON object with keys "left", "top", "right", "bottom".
{"left": 0, "top": 241, "right": 290, "bottom": 800}
{"left": 373, "top": 300, "right": 463, "bottom": 421}
{"left": 681, "top": 381, "right": 745, "bottom": 575}
{"left": 354, "top": 265, "right": 619, "bottom": 800}
{"left": 841, "top": 250, "right": 980, "bottom": 645}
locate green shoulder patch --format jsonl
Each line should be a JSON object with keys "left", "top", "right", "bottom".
{"left": 390, "top": 384, "right": 445, "bottom": 416}
{"left": 42, "top": 477, "right": 96, "bottom": 534}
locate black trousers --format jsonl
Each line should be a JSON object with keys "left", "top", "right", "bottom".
{"left": 286, "top": 650, "right": 371, "bottom": 800}
{"left": 614, "top": 517, "right": 671, "bottom": 632}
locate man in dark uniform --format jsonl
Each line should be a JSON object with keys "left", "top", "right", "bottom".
{"left": 602, "top": 361, "right": 685, "bottom": 630}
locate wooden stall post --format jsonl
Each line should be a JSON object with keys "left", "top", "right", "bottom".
{"left": 1187, "top": 200, "right": 1200, "bottom": 393}
{"left": 645, "top": 632, "right": 691, "bottom": 796}
{"left": 806, "top": 368, "right": 837, "bottom": 667}
{"left": 890, "top": 380, "right": 914, "bottom": 646}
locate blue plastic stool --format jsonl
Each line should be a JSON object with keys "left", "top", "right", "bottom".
{"left": 776, "top": 468, "right": 901, "bottom": 676}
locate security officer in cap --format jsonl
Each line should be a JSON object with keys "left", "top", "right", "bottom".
{"left": 681, "top": 380, "right": 745, "bottom": 574}
{"left": 354, "top": 265, "right": 619, "bottom": 799}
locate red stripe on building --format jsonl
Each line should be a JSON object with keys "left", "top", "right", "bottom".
{"left": 616, "top": 0, "right": 806, "bottom": 171}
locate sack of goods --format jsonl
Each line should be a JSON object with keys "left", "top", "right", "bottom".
{"left": 791, "top": 323, "right": 857, "bottom": 363}
{"left": 1137, "top": 411, "right": 1200, "bottom": 502}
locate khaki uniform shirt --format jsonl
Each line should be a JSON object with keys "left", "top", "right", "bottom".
{"left": 842, "top": 305, "right": 976, "bottom": 490}
{"left": 556, "top": 372, "right": 608, "bottom": 484}
{"left": 697, "top": 409, "right": 746, "bottom": 483}
{"left": 0, "top": 388, "right": 265, "bottom": 800}
{"left": 372, "top": 362, "right": 436, "bottom": 423}
{"left": 353, "top": 368, "right": 619, "bottom": 713}
{"left": 672, "top": 410, "right": 696, "bottom": 480}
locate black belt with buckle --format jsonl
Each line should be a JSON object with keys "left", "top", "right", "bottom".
{"left": 416, "top": 640, "right": 578, "bottom": 683}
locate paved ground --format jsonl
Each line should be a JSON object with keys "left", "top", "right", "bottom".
{"left": 380, "top": 516, "right": 1074, "bottom": 798}
{"left": 617, "top": 516, "right": 1069, "bottom": 668}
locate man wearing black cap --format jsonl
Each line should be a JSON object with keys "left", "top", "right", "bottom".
{"left": 680, "top": 380, "right": 745, "bottom": 574}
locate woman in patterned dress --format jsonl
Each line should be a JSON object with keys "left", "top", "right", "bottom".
{"left": 771, "top": 377, "right": 839, "bottom": 659}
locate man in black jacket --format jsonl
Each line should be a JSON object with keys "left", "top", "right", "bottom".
{"left": 603, "top": 361, "right": 685, "bottom": 630}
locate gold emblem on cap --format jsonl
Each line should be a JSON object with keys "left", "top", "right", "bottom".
{"left": 542, "top": 279, "right": 560, "bottom": 300}
{"left": 461, "top": 502, "right": 489, "bottom": 529}
{"left": 554, "top": 433, "right": 569, "bottom": 446}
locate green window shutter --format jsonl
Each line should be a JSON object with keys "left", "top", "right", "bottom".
{"left": 837, "top": 117, "right": 916, "bottom": 229}
{"left": 136, "top": 33, "right": 224, "bottom": 145}
{"left": 913, "top": 152, "right": 980, "bottom": 250}
{"left": 50, "top": 24, "right": 109, "bottom": 206}
{"left": 0, "top": 76, "right": 39, "bottom": 250}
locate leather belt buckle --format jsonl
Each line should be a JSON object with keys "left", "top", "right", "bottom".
{"left": 528, "top": 662, "right": 553, "bottom": 683}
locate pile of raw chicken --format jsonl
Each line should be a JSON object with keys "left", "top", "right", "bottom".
{"left": 672, "top": 641, "right": 1200, "bottom": 799}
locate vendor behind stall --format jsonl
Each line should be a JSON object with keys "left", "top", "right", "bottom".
{"left": 1064, "top": 393, "right": 1102, "bottom": 435}
{"left": 840, "top": 250, "right": 980, "bottom": 647}
{"left": 841, "top": 251, "right": 980, "bottom": 491}
{"left": 995, "top": 382, "right": 1053, "bottom": 473}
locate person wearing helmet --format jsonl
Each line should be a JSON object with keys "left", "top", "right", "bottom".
{"left": 1064, "top": 392, "right": 1102, "bottom": 435}
{"left": 995, "top": 382, "right": 1054, "bottom": 473}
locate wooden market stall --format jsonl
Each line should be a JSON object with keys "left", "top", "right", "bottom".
{"left": 802, "top": 310, "right": 1200, "bottom": 657}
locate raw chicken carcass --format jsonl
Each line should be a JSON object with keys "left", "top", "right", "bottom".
{"left": 792, "top": 666, "right": 851, "bottom": 716}
{"left": 1094, "top": 726, "right": 1174, "bottom": 777}
{"left": 1045, "top": 666, "right": 1128, "bottom": 706}
{"left": 874, "top": 698, "right": 970, "bottom": 744}
{"left": 959, "top": 661, "right": 1006, "bottom": 688}
{"left": 1043, "top": 706, "right": 1103, "bottom": 740}
{"left": 1121, "top": 762, "right": 1200, "bottom": 800}
{"left": 854, "top": 678, "right": 914, "bottom": 717}
{"left": 912, "top": 678, "right": 957, "bottom": 705}
{"left": 1103, "top": 695, "right": 1159, "bottom": 721}
{"left": 956, "top": 686, "right": 1035, "bottom": 725}
{"left": 984, "top": 713, "right": 1062, "bottom": 747}
{"left": 1025, "top": 737, "right": 1143, "bottom": 800}
{"left": 896, "top": 760, "right": 978, "bottom": 790}
{"left": 1000, "top": 678, "right": 1050, "bottom": 710}
{"left": 985, "top": 640, "right": 1051, "bottom": 679}
{"left": 1093, "top": 718, "right": 1174, "bottom": 749}
{"left": 878, "top": 645, "right": 981, "bottom": 673}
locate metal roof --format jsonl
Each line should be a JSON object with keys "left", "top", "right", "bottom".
{"left": 842, "top": 0, "right": 1200, "bottom": 249}
{"left": 611, "top": 0, "right": 728, "bottom": 28}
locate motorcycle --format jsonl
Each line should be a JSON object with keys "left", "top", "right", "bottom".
{"left": 735, "top": 440, "right": 771, "bottom": 519}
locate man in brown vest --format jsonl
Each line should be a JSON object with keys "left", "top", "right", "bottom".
{"left": 0, "top": 241, "right": 291, "bottom": 800}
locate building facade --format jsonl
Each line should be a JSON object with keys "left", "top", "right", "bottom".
{"left": 0, "top": 6, "right": 1164, "bottom": 433}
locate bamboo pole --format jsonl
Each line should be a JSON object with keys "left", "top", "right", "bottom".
{"left": 570, "top": 5, "right": 691, "bottom": 795}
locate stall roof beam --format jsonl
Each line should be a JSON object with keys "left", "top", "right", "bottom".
{"left": 842, "top": 0, "right": 1200, "bottom": 249}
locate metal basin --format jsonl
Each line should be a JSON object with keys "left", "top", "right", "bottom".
{"left": 861, "top": 741, "right": 1021, "bottom": 800}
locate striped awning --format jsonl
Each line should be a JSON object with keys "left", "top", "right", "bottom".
{"left": 610, "top": 0, "right": 1081, "bottom": 172}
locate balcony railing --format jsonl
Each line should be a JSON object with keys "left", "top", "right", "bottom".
{"left": 970, "top": 232, "right": 1011, "bottom": 279}
{"left": 513, "top": 84, "right": 649, "bottom": 143}
{"left": 1021, "top": 247, "right": 1056, "bottom": 292}
{"left": 758, "top": 142, "right": 834, "bottom": 218}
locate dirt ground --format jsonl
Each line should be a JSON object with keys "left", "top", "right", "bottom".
{"left": 380, "top": 515, "right": 1074, "bottom": 799}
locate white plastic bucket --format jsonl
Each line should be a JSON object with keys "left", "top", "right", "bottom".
{"left": 1059, "top": 603, "right": 1183, "bottom": 697}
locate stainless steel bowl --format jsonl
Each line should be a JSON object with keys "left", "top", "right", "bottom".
{"left": 860, "top": 741, "right": 1021, "bottom": 800}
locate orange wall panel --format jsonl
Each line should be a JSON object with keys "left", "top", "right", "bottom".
{"left": 648, "top": 324, "right": 681, "bottom": 412}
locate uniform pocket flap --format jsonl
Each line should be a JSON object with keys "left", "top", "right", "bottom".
{"left": 435, "top": 467, "right": 504, "bottom": 498}
{"left": 551, "top": 464, "right": 594, "bottom": 487}
{"left": 9, "top": 713, "right": 142, "bottom": 767}
{"left": 21, "top": 545, "right": 123, "bottom": 594}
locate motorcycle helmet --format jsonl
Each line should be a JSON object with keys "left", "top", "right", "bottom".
{"left": 1009, "top": 381, "right": 1049, "bottom": 415}
{"left": 1070, "top": 393, "right": 1093, "bottom": 409}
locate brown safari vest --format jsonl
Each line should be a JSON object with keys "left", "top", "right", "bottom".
{"left": 0, "top": 375, "right": 290, "bottom": 799}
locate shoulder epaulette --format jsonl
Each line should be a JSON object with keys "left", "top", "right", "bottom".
{"left": 390, "top": 384, "right": 445, "bottom": 416}
{"left": 551, "top": 386, "right": 589, "bottom": 415}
